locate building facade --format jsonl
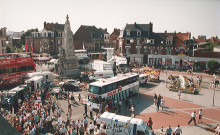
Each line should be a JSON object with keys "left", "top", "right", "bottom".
{"left": 25, "top": 22, "right": 64, "bottom": 56}
{"left": 119, "top": 22, "right": 153, "bottom": 63}
{"left": 109, "top": 28, "right": 120, "bottom": 50}
{"left": 0, "top": 27, "right": 7, "bottom": 54}
{"left": 73, "top": 25, "right": 108, "bottom": 52}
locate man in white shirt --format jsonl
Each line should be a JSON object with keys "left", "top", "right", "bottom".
{"left": 174, "top": 125, "right": 182, "bottom": 135}
{"left": 57, "top": 115, "right": 63, "bottom": 127}
{"left": 88, "top": 122, "right": 94, "bottom": 134}
{"left": 188, "top": 111, "right": 197, "bottom": 125}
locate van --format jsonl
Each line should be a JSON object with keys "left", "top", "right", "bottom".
{"left": 1, "top": 85, "right": 27, "bottom": 108}
{"left": 99, "top": 112, "right": 150, "bottom": 135}
{"left": 139, "top": 74, "right": 148, "bottom": 85}
{"left": 26, "top": 76, "right": 44, "bottom": 92}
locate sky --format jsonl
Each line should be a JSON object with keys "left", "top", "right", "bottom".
{"left": 1, "top": 0, "right": 220, "bottom": 38}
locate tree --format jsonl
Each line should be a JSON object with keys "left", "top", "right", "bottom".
{"left": 207, "top": 60, "right": 219, "bottom": 71}
{"left": 19, "top": 28, "right": 38, "bottom": 48}
{"left": 205, "top": 42, "right": 218, "bottom": 51}
{"left": 6, "top": 44, "right": 13, "bottom": 53}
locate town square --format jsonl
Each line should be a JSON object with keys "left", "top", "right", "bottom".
{"left": 0, "top": 0, "right": 220, "bottom": 135}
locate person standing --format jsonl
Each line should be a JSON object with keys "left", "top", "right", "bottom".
{"left": 130, "top": 105, "right": 135, "bottom": 118}
{"left": 78, "top": 94, "right": 81, "bottom": 103}
{"left": 154, "top": 93, "right": 157, "bottom": 105}
{"left": 157, "top": 94, "right": 161, "bottom": 112}
{"left": 161, "top": 97, "right": 165, "bottom": 110}
{"left": 89, "top": 105, "right": 93, "bottom": 119}
{"left": 188, "top": 111, "right": 197, "bottom": 125}
{"left": 70, "top": 92, "right": 75, "bottom": 104}
{"left": 83, "top": 117, "right": 88, "bottom": 132}
{"left": 147, "top": 117, "right": 153, "bottom": 131}
{"left": 174, "top": 125, "right": 182, "bottom": 135}
{"left": 83, "top": 104, "right": 88, "bottom": 117}
{"left": 125, "top": 98, "right": 129, "bottom": 111}
{"left": 178, "top": 90, "right": 181, "bottom": 100}
{"left": 198, "top": 109, "right": 203, "bottom": 123}
{"left": 165, "top": 125, "right": 172, "bottom": 135}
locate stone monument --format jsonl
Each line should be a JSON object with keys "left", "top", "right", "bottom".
{"left": 59, "top": 15, "right": 79, "bottom": 77}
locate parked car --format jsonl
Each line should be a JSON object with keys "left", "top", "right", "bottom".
{"left": 61, "top": 80, "right": 80, "bottom": 91}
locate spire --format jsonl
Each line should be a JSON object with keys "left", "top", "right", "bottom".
{"left": 66, "top": 14, "right": 69, "bottom": 21}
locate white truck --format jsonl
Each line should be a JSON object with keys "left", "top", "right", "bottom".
{"left": 108, "top": 56, "right": 128, "bottom": 73}
{"left": 25, "top": 76, "right": 44, "bottom": 91}
{"left": 27, "top": 72, "right": 53, "bottom": 83}
{"left": 99, "top": 112, "right": 150, "bottom": 135}
{"left": 89, "top": 70, "right": 114, "bottom": 82}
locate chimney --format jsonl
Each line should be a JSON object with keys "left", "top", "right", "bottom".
{"left": 44, "top": 21, "right": 46, "bottom": 28}
{"left": 165, "top": 30, "right": 167, "bottom": 33}
{"left": 105, "top": 28, "right": 107, "bottom": 33}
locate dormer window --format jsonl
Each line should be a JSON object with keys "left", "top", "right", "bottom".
{"left": 137, "top": 30, "right": 141, "bottom": 36}
{"left": 166, "top": 40, "right": 172, "bottom": 45}
{"left": 127, "top": 31, "right": 130, "bottom": 36}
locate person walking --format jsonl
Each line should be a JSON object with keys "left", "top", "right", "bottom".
{"left": 198, "top": 109, "right": 203, "bottom": 123}
{"left": 178, "top": 90, "right": 181, "bottom": 100}
{"left": 174, "top": 125, "right": 182, "bottom": 135}
{"left": 188, "top": 111, "right": 197, "bottom": 125}
{"left": 147, "top": 117, "right": 153, "bottom": 131}
{"left": 157, "top": 94, "right": 161, "bottom": 112}
{"left": 83, "top": 103, "right": 88, "bottom": 117}
{"left": 165, "top": 125, "right": 172, "bottom": 135}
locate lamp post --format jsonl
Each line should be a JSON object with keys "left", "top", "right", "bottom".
{"left": 213, "top": 74, "right": 217, "bottom": 106}
{"left": 130, "top": 38, "right": 150, "bottom": 104}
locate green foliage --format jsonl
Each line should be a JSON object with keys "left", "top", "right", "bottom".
{"left": 207, "top": 60, "right": 219, "bottom": 71}
{"left": 6, "top": 44, "right": 13, "bottom": 53}
{"left": 205, "top": 42, "right": 218, "bottom": 51}
{"left": 19, "top": 28, "right": 38, "bottom": 48}
{"left": 6, "top": 44, "right": 23, "bottom": 53}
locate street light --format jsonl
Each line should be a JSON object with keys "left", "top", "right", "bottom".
{"left": 130, "top": 38, "right": 150, "bottom": 104}
{"left": 213, "top": 74, "right": 217, "bottom": 106}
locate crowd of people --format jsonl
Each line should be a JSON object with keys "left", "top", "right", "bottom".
{"left": 0, "top": 84, "right": 110, "bottom": 135}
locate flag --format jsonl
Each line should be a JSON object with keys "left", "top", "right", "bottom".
{"left": 31, "top": 40, "right": 33, "bottom": 53}
{"left": 25, "top": 40, "right": 27, "bottom": 53}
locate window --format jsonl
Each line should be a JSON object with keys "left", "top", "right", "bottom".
{"left": 89, "top": 85, "right": 101, "bottom": 94}
{"left": 126, "top": 39, "right": 130, "bottom": 45}
{"left": 158, "top": 48, "right": 162, "bottom": 55}
{"left": 137, "top": 30, "right": 141, "bottom": 36}
{"left": 166, "top": 40, "right": 172, "bottom": 45}
{"left": 127, "top": 31, "right": 130, "bottom": 36}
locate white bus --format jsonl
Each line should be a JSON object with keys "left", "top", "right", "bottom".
{"left": 88, "top": 72, "right": 139, "bottom": 109}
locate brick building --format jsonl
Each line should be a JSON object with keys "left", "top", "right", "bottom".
{"left": 73, "top": 25, "right": 108, "bottom": 52}
{"left": 25, "top": 22, "right": 64, "bottom": 56}
{"left": 109, "top": 28, "right": 120, "bottom": 50}
{"left": 0, "top": 27, "right": 7, "bottom": 54}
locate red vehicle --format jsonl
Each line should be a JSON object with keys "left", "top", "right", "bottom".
{"left": 0, "top": 53, "right": 35, "bottom": 88}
